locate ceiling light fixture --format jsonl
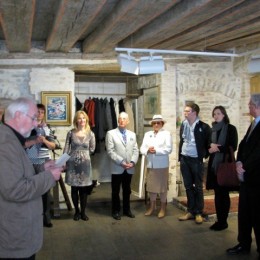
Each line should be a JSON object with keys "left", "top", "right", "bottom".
{"left": 117, "top": 53, "right": 139, "bottom": 75}
{"left": 117, "top": 51, "right": 166, "bottom": 75}
{"left": 115, "top": 47, "right": 240, "bottom": 57}
{"left": 139, "top": 55, "right": 165, "bottom": 74}
{"left": 248, "top": 56, "right": 260, "bottom": 74}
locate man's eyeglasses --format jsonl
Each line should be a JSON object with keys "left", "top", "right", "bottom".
{"left": 152, "top": 122, "right": 162, "bottom": 125}
{"left": 24, "top": 113, "right": 38, "bottom": 122}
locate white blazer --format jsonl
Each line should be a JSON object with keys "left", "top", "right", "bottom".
{"left": 106, "top": 128, "right": 139, "bottom": 174}
{"left": 140, "top": 129, "right": 172, "bottom": 169}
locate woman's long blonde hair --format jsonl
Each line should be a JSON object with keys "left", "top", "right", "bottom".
{"left": 73, "top": 110, "right": 90, "bottom": 132}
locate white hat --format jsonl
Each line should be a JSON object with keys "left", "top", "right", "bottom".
{"left": 149, "top": 114, "right": 166, "bottom": 125}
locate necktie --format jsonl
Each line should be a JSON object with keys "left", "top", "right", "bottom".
{"left": 122, "top": 130, "right": 127, "bottom": 144}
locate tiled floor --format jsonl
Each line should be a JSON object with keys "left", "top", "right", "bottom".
{"left": 37, "top": 183, "right": 258, "bottom": 260}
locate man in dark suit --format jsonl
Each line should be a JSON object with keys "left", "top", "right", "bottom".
{"left": 106, "top": 112, "right": 139, "bottom": 220}
{"left": 227, "top": 93, "right": 260, "bottom": 257}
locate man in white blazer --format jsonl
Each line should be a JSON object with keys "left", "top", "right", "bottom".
{"left": 106, "top": 112, "right": 139, "bottom": 220}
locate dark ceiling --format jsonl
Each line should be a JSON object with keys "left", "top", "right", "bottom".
{"left": 0, "top": 0, "right": 260, "bottom": 78}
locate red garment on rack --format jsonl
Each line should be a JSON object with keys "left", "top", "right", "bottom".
{"left": 84, "top": 98, "right": 95, "bottom": 127}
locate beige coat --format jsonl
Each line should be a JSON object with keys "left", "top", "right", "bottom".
{"left": 0, "top": 124, "right": 56, "bottom": 258}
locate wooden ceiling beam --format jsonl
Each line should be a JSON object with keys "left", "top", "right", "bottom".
{"left": 118, "top": 0, "right": 244, "bottom": 49}
{"left": 150, "top": 0, "right": 260, "bottom": 50}
{"left": 82, "top": 0, "right": 178, "bottom": 53}
{"left": 46, "top": 0, "right": 107, "bottom": 52}
{"left": 208, "top": 33, "right": 260, "bottom": 51}
{"left": 0, "top": 0, "right": 35, "bottom": 52}
{"left": 180, "top": 17, "right": 260, "bottom": 51}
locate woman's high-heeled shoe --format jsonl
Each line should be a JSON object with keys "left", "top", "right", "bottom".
{"left": 81, "top": 213, "right": 89, "bottom": 221}
{"left": 73, "top": 212, "right": 80, "bottom": 221}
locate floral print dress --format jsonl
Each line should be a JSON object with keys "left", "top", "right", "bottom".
{"left": 64, "top": 130, "right": 96, "bottom": 187}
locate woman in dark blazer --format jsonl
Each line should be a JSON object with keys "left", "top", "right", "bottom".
{"left": 206, "top": 106, "right": 238, "bottom": 231}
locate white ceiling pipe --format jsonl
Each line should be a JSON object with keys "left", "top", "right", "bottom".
{"left": 115, "top": 47, "right": 239, "bottom": 57}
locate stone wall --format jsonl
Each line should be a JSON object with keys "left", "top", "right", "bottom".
{"left": 0, "top": 56, "right": 257, "bottom": 202}
{"left": 135, "top": 60, "right": 251, "bottom": 200}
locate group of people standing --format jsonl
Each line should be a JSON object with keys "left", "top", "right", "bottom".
{"left": 0, "top": 93, "right": 259, "bottom": 259}
{"left": 178, "top": 103, "right": 239, "bottom": 229}
{"left": 177, "top": 95, "right": 260, "bottom": 259}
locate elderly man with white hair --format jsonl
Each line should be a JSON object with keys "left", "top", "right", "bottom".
{"left": 0, "top": 97, "right": 64, "bottom": 259}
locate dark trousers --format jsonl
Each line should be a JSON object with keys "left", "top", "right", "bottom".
{"left": 214, "top": 186, "right": 230, "bottom": 225}
{"left": 111, "top": 171, "right": 132, "bottom": 213}
{"left": 42, "top": 190, "right": 51, "bottom": 224}
{"left": 238, "top": 183, "right": 260, "bottom": 253}
{"left": 180, "top": 156, "right": 204, "bottom": 215}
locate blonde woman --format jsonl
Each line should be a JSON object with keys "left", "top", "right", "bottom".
{"left": 64, "top": 111, "right": 96, "bottom": 221}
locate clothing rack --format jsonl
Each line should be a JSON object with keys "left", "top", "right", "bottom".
{"left": 76, "top": 92, "right": 139, "bottom": 97}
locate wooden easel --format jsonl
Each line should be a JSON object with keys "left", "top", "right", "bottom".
{"left": 52, "top": 174, "right": 72, "bottom": 218}
{"left": 51, "top": 149, "right": 72, "bottom": 217}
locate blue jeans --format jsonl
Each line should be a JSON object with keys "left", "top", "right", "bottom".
{"left": 180, "top": 156, "right": 204, "bottom": 215}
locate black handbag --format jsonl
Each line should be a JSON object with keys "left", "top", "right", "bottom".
{"left": 217, "top": 146, "right": 240, "bottom": 187}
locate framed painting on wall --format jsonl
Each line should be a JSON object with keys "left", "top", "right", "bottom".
{"left": 143, "top": 87, "right": 159, "bottom": 119}
{"left": 41, "top": 91, "right": 72, "bottom": 126}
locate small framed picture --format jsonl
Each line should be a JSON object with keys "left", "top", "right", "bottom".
{"left": 143, "top": 87, "right": 159, "bottom": 119}
{"left": 41, "top": 91, "right": 72, "bottom": 126}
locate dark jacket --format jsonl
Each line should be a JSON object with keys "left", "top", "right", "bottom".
{"left": 206, "top": 124, "right": 238, "bottom": 189}
{"left": 179, "top": 120, "right": 211, "bottom": 162}
{"left": 237, "top": 121, "right": 260, "bottom": 187}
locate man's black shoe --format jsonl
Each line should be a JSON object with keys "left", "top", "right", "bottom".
{"left": 210, "top": 222, "right": 228, "bottom": 231}
{"left": 226, "top": 244, "right": 250, "bottom": 255}
{"left": 44, "top": 222, "right": 53, "bottom": 228}
{"left": 123, "top": 210, "right": 135, "bottom": 218}
{"left": 112, "top": 212, "right": 121, "bottom": 220}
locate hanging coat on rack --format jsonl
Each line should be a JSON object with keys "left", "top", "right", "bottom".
{"left": 118, "top": 98, "right": 125, "bottom": 113}
{"left": 110, "top": 98, "right": 117, "bottom": 129}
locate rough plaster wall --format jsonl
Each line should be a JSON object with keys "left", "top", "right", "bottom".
{"left": 233, "top": 56, "right": 253, "bottom": 139}
{"left": 160, "top": 64, "right": 177, "bottom": 199}
{"left": 0, "top": 69, "right": 32, "bottom": 99}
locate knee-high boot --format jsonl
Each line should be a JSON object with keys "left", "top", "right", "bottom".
{"left": 158, "top": 202, "right": 166, "bottom": 219}
{"left": 145, "top": 200, "right": 156, "bottom": 216}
